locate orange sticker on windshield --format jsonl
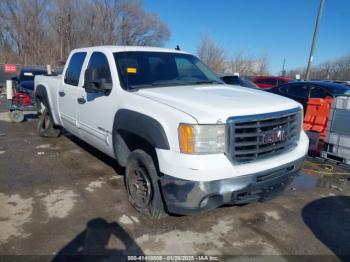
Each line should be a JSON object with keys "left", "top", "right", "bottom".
{"left": 127, "top": 67, "right": 137, "bottom": 73}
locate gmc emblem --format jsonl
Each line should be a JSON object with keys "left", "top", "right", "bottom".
{"left": 262, "top": 129, "right": 288, "bottom": 144}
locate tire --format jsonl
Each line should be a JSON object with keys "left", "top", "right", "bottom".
{"left": 9, "top": 110, "right": 24, "bottom": 123}
{"left": 37, "top": 108, "right": 60, "bottom": 138}
{"left": 125, "top": 149, "right": 166, "bottom": 219}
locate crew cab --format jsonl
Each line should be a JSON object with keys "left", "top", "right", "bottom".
{"left": 35, "top": 46, "right": 308, "bottom": 219}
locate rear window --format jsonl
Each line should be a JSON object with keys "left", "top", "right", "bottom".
{"left": 19, "top": 70, "right": 47, "bottom": 81}
{"left": 64, "top": 52, "right": 87, "bottom": 86}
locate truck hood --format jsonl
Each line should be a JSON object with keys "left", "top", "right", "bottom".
{"left": 136, "top": 84, "right": 301, "bottom": 123}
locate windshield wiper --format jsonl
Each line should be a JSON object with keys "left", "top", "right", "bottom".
{"left": 150, "top": 81, "right": 187, "bottom": 86}
{"left": 194, "top": 80, "right": 223, "bottom": 85}
{"left": 127, "top": 82, "right": 186, "bottom": 90}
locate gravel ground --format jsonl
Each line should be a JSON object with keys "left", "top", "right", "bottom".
{"left": 0, "top": 95, "right": 349, "bottom": 261}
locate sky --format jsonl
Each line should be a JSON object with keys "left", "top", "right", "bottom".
{"left": 144, "top": 0, "right": 350, "bottom": 74}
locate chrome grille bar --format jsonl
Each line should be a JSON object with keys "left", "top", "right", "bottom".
{"left": 227, "top": 108, "right": 302, "bottom": 164}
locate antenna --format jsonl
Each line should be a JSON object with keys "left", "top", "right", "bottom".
{"left": 175, "top": 45, "right": 180, "bottom": 51}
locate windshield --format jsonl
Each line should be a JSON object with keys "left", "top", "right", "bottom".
{"left": 114, "top": 51, "right": 223, "bottom": 90}
{"left": 320, "top": 82, "right": 350, "bottom": 95}
{"left": 332, "top": 86, "right": 350, "bottom": 95}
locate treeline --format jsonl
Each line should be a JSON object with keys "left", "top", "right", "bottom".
{"left": 0, "top": 0, "right": 170, "bottom": 65}
{"left": 287, "top": 54, "right": 350, "bottom": 81}
{"left": 197, "top": 34, "right": 269, "bottom": 75}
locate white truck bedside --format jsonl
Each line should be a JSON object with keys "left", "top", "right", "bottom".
{"left": 35, "top": 46, "right": 308, "bottom": 219}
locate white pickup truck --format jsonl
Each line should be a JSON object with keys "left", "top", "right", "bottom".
{"left": 35, "top": 46, "right": 308, "bottom": 219}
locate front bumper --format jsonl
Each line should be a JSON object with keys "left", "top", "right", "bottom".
{"left": 160, "top": 157, "right": 304, "bottom": 214}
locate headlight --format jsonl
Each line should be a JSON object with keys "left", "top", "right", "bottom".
{"left": 178, "top": 124, "right": 226, "bottom": 154}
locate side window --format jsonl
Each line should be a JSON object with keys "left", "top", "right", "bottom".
{"left": 286, "top": 84, "right": 309, "bottom": 98}
{"left": 256, "top": 78, "right": 266, "bottom": 84}
{"left": 258, "top": 78, "right": 277, "bottom": 85}
{"left": 86, "top": 52, "right": 112, "bottom": 84}
{"left": 64, "top": 52, "right": 87, "bottom": 86}
{"left": 277, "top": 79, "right": 286, "bottom": 85}
{"left": 309, "top": 86, "right": 328, "bottom": 98}
{"left": 268, "top": 79, "right": 278, "bottom": 85}
{"left": 279, "top": 85, "right": 289, "bottom": 94}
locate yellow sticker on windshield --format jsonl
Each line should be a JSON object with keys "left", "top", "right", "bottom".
{"left": 127, "top": 67, "right": 137, "bottom": 73}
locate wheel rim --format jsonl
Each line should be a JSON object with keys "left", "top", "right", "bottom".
{"left": 11, "top": 111, "right": 24, "bottom": 123}
{"left": 127, "top": 163, "right": 152, "bottom": 208}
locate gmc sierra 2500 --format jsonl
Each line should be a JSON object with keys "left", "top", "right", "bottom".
{"left": 35, "top": 46, "right": 308, "bottom": 219}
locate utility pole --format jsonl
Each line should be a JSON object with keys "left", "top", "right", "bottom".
{"left": 60, "top": 38, "right": 63, "bottom": 61}
{"left": 305, "top": 0, "right": 325, "bottom": 80}
{"left": 281, "top": 58, "right": 286, "bottom": 76}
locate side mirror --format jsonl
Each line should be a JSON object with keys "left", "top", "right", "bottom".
{"left": 83, "top": 68, "right": 97, "bottom": 91}
{"left": 83, "top": 69, "right": 112, "bottom": 94}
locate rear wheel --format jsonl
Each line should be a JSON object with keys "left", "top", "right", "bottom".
{"left": 125, "top": 149, "right": 166, "bottom": 219}
{"left": 9, "top": 110, "right": 24, "bottom": 123}
{"left": 37, "top": 108, "right": 60, "bottom": 137}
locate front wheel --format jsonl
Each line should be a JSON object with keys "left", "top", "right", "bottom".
{"left": 37, "top": 108, "right": 60, "bottom": 138}
{"left": 125, "top": 149, "right": 166, "bottom": 219}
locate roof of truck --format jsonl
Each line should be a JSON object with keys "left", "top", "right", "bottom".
{"left": 72, "top": 45, "right": 189, "bottom": 54}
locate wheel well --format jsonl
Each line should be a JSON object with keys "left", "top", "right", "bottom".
{"left": 115, "top": 130, "right": 159, "bottom": 171}
{"left": 35, "top": 85, "right": 49, "bottom": 113}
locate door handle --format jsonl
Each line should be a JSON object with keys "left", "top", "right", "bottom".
{"left": 77, "top": 97, "right": 86, "bottom": 104}
{"left": 59, "top": 91, "right": 65, "bottom": 97}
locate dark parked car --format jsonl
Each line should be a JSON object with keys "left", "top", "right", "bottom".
{"left": 15, "top": 68, "right": 47, "bottom": 92}
{"left": 252, "top": 76, "right": 293, "bottom": 89}
{"left": 323, "top": 80, "right": 350, "bottom": 87}
{"left": 220, "top": 75, "right": 259, "bottom": 88}
{"left": 265, "top": 81, "right": 350, "bottom": 111}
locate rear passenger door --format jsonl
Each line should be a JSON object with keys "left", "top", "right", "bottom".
{"left": 58, "top": 52, "right": 87, "bottom": 135}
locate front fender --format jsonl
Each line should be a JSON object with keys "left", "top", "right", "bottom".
{"left": 113, "top": 109, "right": 170, "bottom": 150}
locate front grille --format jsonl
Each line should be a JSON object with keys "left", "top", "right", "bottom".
{"left": 227, "top": 108, "right": 301, "bottom": 164}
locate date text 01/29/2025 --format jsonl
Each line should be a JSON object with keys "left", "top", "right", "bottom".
{"left": 127, "top": 255, "right": 220, "bottom": 261}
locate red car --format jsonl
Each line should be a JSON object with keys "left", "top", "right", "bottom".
{"left": 252, "top": 76, "right": 292, "bottom": 89}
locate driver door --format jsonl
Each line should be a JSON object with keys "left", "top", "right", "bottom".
{"left": 76, "top": 52, "right": 115, "bottom": 155}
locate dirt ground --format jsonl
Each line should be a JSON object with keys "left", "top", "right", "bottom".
{"left": 0, "top": 95, "right": 349, "bottom": 261}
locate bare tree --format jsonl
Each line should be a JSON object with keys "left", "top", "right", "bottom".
{"left": 197, "top": 34, "right": 226, "bottom": 73}
{"left": 0, "top": 0, "right": 170, "bottom": 65}
{"left": 256, "top": 55, "right": 269, "bottom": 75}
{"left": 0, "top": 0, "right": 48, "bottom": 64}
{"left": 225, "top": 51, "right": 270, "bottom": 76}
{"left": 49, "top": 0, "right": 81, "bottom": 62}
{"left": 229, "top": 51, "right": 251, "bottom": 75}
{"left": 287, "top": 54, "right": 350, "bottom": 81}
{"left": 117, "top": 0, "right": 170, "bottom": 46}
{"left": 78, "top": 0, "right": 120, "bottom": 46}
